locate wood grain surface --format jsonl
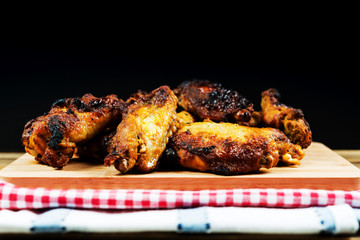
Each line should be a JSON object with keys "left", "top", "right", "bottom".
{"left": 0, "top": 142, "right": 359, "bottom": 190}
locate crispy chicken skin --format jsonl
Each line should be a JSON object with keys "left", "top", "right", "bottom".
{"left": 105, "top": 86, "right": 178, "bottom": 174}
{"left": 169, "top": 122, "right": 304, "bottom": 175}
{"left": 261, "top": 88, "right": 312, "bottom": 149}
{"left": 174, "top": 80, "right": 254, "bottom": 125}
{"left": 22, "top": 94, "right": 124, "bottom": 168}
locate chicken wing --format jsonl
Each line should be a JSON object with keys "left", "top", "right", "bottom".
{"left": 261, "top": 88, "right": 312, "bottom": 148}
{"left": 104, "top": 86, "right": 178, "bottom": 174}
{"left": 169, "top": 122, "right": 304, "bottom": 175}
{"left": 174, "top": 80, "right": 254, "bottom": 125}
{"left": 22, "top": 93, "right": 125, "bottom": 168}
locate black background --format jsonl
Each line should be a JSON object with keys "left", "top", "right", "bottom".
{"left": 1, "top": 20, "right": 358, "bottom": 152}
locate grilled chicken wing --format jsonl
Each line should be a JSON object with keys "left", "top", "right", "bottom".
{"left": 169, "top": 122, "right": 304, "bottom": 175}
{"left": 174, "top": 80, "right": 254, "bottom": 125}
{"left": 261, "top": 88, "right": 312, "bottom": 149}
{"left": 104, "top": 86, "right": 178, "bottom": 174}
{"left": 22, "top": 94, "right": 125, "bottom": 168}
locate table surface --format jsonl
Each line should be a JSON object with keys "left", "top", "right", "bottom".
{"left": 1, "top": 150, "right": 360, "bottom": 239}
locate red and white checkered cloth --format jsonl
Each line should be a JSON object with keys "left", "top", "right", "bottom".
{"left": 1, "top": 180, "right": 360, "bottom": 210}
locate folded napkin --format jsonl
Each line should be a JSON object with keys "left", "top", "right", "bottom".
{"left": 1, "top": 180, "right": 359, "bottom": 210}
{"left": 0, "top": 204, "right": 359, "bottom": 235}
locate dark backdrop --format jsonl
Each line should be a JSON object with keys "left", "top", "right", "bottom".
{"left": 1, "top": 32, "right": 358, "bottom": 152}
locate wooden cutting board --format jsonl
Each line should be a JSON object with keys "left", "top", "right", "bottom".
{"left": 0, "top": 142, "right": 359, "bottom": 190}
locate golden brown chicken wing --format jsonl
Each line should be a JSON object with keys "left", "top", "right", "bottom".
{"left": 169, "top": 122, "right": 304, "bottom": 175}
{"left": 104, "top": 86, "right": 178, "bottom": 174}
{"left": 22, "top": 93, "right": 125, "bottom": 168}
{"left": 261, "top": 88, "right": 312, "bottom": 149}
{"left": 174, "top": 80, "right": 254, "bottom": 125}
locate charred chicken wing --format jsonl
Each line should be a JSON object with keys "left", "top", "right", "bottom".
{"left": 174, "top": 80, "right": 254, "bottom": 125}
{"left": 261, "top": 88, "right": 312, "bottom": 148}
{"left": 22, "top": 94, "right": 125, "bottom": 168}
{"left": 104, "top": 86, "right": 178, "bottom": 174}
{"left": 169, "top": 122, "right": 304, "bottom": 175}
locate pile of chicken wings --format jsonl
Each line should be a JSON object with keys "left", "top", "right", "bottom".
{"left": 22, "top": 80, "right": 312, "bottom": 175}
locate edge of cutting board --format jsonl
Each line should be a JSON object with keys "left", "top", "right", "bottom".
{"left": 1, "top": 142, "right": 359, "bottom": 190}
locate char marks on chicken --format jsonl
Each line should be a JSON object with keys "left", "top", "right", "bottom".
{"left": 169, "top": 122, "right": 304, "bottom": 175}
{"left": 22, "top": 94, "right": 125, "bottom": 169}
{"left": 261, "top": 88, "right": 312, "bottom": 149}
{"left": 174, "top": 80, "right": 254, "bottom": 125}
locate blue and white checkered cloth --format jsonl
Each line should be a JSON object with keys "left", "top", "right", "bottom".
{"left": 0, "top": 204, "right": 359, "bottom": 235}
